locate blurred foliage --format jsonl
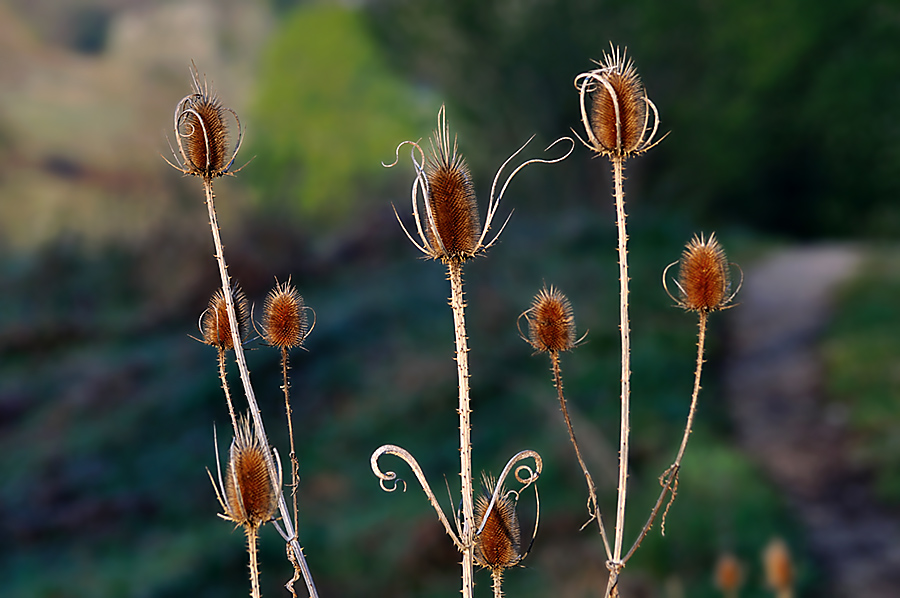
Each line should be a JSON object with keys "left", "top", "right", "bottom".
{"left": 246, "top": 4, "right": 436, "bottom": 222}
{"left": 365, "top": 0, "right": 900, "bottom": 238}
{"left": 824, "top": 249, "right": 900, "bottom": 504}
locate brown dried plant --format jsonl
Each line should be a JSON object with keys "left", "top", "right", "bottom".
{"left": 474, "top": 474, "right": 530, "bottom": 598}
{"left": 763, "top": 538, "right": 795, "bottom": 598}
{"left": 200, "top": 285, "right": 249, "bottom": 431}
{"left": 714, "top": 552, "right": 744, "bottom": 598}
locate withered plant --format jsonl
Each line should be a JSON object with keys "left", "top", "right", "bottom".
{"left": 166, "top": 65, "right": 319, "bottom": 597}
{"left": 370, "top": 105, "right": 570, "bottom": 598}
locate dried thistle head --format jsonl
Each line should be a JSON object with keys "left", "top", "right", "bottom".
{"left": 167, "top": 63, "right": 243, "bottom": 179}
{"left": 474, "top": 474, "right": 522, "bottom": 572}
{"left": 520, "top": 285, "right": 578, "bottom": 354}
{"left": 201, "top": 284, "right": 249, "bottom": 350}
{"left": 261, "top": 279, "right": 309, "bottom": 350}
{"left": 388, "top": 105, "right": 573, "bottom": 264}
{"left": 574, "top": 44, "right": 662, "bottom": 159}
{"left": 211, "top": 416, "right": 280, "bottom": 531}
{"left": 714, "top": 552, "right": 743, "bottom": 594}
{"left": 763, "top": 538, "right": 794, "bottom": 593}
{"left": 665, "top": 233, "right": 739, "bottom": 313}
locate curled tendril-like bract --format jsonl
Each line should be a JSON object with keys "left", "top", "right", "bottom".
{"left": 385, "top": 105, "right": 574, "bottom": 263}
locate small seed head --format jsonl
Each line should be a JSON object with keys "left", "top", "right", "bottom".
{"left": 224, "top": 417, "right": 279, "bottom": 530}
{"left": 202, "top": 285, "right": 249, "bottom": 350}
{"left": 675, "top": 233, "right": 733, "bottom": 313}
{"left": 763, "top": 538, "right": 794, "bottom": 592}
{"left": 525, "top": 285, "right": 576, "bottom": 353}
{"left": 261, "top": 279, "right": 308, "bottom": 350}
{"left": 474, "top": 474, "right": 522, "bottom": 572}
{"left": 714, "top": 552, "right": 743, "bottom": 594}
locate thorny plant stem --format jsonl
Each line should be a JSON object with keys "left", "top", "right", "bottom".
{"left": 491, "top": 570, "right": 504, "bottom": 598}
{"left": 202, "top": 179, "right": 319, "bottom": 598}
{"left": 448, "top": 260, "right": 476, "bottom": 598}
{"left": 282, "top": 347, "right": 300, "bottom": 533}
{"left": 611, "top": 156, "right": 631, "bottom": 564}
{"left": 247, "top": 527, "right": 261, "bottom": 598}
{"left": 216, "top": 348, "right": 238, "bottom": 432}
{"left": 550, "top": 352, "right": 612, "bottom": 558}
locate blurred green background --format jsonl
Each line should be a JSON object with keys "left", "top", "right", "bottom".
{"left": 1, "top": 0, "right": 898, "bottom": 596}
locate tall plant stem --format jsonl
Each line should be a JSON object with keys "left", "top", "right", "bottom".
{"left": 247, "top": 526, "right": 262, "bottom": 598}
{"left": 448, "top": 260, "right": 475, "bottom": 598}
{"left": 491, "top": 570, "right": 504, "bottom": 598}
{"left": 611, "top": 156, "right": 631, "bottom": 564}
{"left": 550, "top": 352, "right": 612, "bottom": 558}
{"left": 282, "top": 347, "right": 300, "bottom": 531}
{"left": 202, "top": 178, "right": 319, "bottom": 598}
{"left": 217, "top": 348, "right": 238, "bottom": 433}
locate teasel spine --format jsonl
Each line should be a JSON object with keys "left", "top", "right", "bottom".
{"left": 202, "top": 285, "right": 249, "bottom": 432}
{"left": 474, "top": 475, "right": 522, "bottom": 598}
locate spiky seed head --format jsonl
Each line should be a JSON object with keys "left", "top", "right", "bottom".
{"left": 526, "top": 285, "right": 576, "bottom": 353}
{"left": 424, "top": 119, "right": 481, "bottom": 262}
{"left": 202, "top": 285, "right": 249, "bottom": 350}
{"left": 675, "top": 233, "right": 733, "bottom": 312}
{"left": 474, "top": 474, "right": 522, "bottom": 572}
{"left": 763, "top": 538, "right": 794, "bottom": 592}
{"left": 262, "top": 279, "right": 308, "bottom": 350}
{"left": 224, "top": 416, "right": 279, "bottom": 530}
{"left": 714, "top": 552, "right": 743, "bottom": 594}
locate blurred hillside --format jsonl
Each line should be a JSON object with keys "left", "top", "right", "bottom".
{"left": 1, "top": 1, "right": 899, "bottom": 597}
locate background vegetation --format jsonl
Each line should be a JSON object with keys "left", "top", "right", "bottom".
{"left": 0, "top": 0, "right": 897, "bottom": 596}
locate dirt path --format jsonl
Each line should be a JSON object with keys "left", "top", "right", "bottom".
{"left": 723, "top": 245, "right": 900, "bottom": 597}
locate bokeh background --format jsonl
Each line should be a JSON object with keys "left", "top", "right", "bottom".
{"left": 1, "top": 0, "right": 899, "bottom": 597}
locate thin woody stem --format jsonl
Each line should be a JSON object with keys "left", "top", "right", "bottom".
{"left": 247, "top": 526, "right": 261, "bottom": 598}
{"left": 550, "top": 352, "right": 612, "bottom": 558}
{"left": 217, "top": 347, "right": 238, "bottom": 433}
{"left": 491, "top": 569, "right": 504, "bottom": 598}
{"left": 448, "top": 259, "right": 475, "bottom": 598}
{"left": 202, "top": 178, "right": 319, "bottom": 598}
{"left": 282, "top": 347, "right": 300, "bottom": 531}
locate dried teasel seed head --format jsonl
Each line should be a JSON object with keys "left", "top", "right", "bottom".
{"left": 261, "top": 279, "right": 308, "bottom": 350}
{"left": 671, "top": 233, "right": 735, "bottom": 313}
{"left": 763, "top": 537, "right": 794, "bottom": 592}
{"left": 574, "top": 45, "right": 661, "bottom": 159}
{"left": 714, "top": 552, "right": 743, "bottom": 593}
{"left": 168, "top": 64, "right": 243, "bottom": 179}
{"left": 224, "top": 416, "right": 279, "bottom": 530}
{"left": 202, "top": 285, "right": 249, "bottom": 350}
{"left": 423, "top": 109, "right": 481, "bottom": 262}
{"left": 524, "top": 285, "right": 577, "bottom": 353}
{"left": 474, "top": 474, "right": 522, "bottom": 572}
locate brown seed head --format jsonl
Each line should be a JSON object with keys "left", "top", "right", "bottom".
{"left": 423, "top": 111, "right": 481, "bottom": 262}
{"left": 262, "top": 279, "right": 308, "bottom": 350}
{"left": 575, "top": 45, "right": 660, "bottom": 159}
{"left": 474, "top": 474, "right": 522, "bottom": 572}
{"left": 675, "top": 233, "right": 733, "bottom": 313}
{"left": 763, "top": 538, "right": 794, "bottom": 592}
{"left": 224, "top": 416, "right": 279, "bottom": 530}
{"left": 525, "top": 285, "right": 576, "bottom": 353}
{"left": 714, "top": 552, "right": 743, "bottom": 593}
{"left": 170, "top": 65, "right": 242, "bottom": 178}
{"left": 202, "top": 285, "right": 249, "bottom": 350}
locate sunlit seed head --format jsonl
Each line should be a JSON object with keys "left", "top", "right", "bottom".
{"left": 676, "top": 233, "right": 732, "bottom": 312}
{"left": 526, "top": 285, "right": 576, "bottom": 353}
{"left": 262, "top": 279, "right": 308, "bottom": 350}
{"left": 474, "top": 474, "right": 522, "bottom": 572}
{"left": 224, "top": 416, "right": 278, "bottom": 529}
{"left": 763, "top": 538, "right": 794, "bottom": 592}
{"left": 202, "top": 285, "right": 249, "bottom": 350}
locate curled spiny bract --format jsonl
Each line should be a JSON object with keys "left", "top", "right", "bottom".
{"left": 202, "top": 284, "right": 249, "bottom": 350}
{"left": 574, "top": 44, "right": 662, "bottom": 159}
{"left": 474, "top": 474, "right": 522, "bottom": 572}
{"left": 521, "top": 285, "right": 577, "bottom": 353}
{"left": 221, "top": 417, "right": 279, "bottom": 530}
{"left": 667, "top": 233, "right": 737, "bottom": 313}
{"left": 168, "top": 64, "right": 243, "bottom": 179}
{"left": 262, "top": 279, "right": 308, "bottom": 350}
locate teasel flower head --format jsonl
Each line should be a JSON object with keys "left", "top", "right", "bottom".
{"left": 201, "top": 284, "right": 249, "bottom": 350}
{"left": 763, "top": 537, "right": 794, "bottom": 594}
{"left": 386, "top": 105, "right": 573, "bottom": 264}
{"left": 664, "top": 233, "right": 741, "bottom": 313}
{"left": 474, "top": 474, "right": 523, "bottom": 572}
{"left": 574, "top": 44, "right": 663, "bottom": 159}
{"left": 714, "top": 552, "right": 743, "bottom": 595}
{"left": 519, "top": 285, "right": 580, "bottom": 354}
{"left": 209, "top": 416, "right": 280, "bottom": 531}
{"left": 166, "top": 63, "right": 243, "bottom": 179}
{"left": 260, "top": 278, "right": 310, "bottom": 351}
